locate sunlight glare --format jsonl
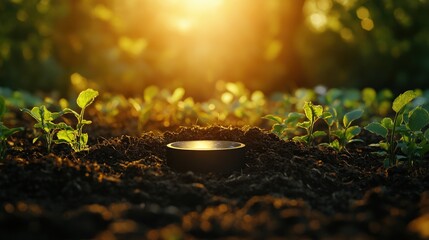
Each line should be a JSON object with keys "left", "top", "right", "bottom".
{"left": 166, "top": 0, "right": 223, "bottom": 12}
{"left": 165, "top": 0, "right": 224, "bottom": 32}
{"left": 175, "top": 18, "right": 193, "bottom": 32}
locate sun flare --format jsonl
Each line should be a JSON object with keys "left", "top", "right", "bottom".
{"left": 166, "top": 0, "right": 223, "bottom": 12}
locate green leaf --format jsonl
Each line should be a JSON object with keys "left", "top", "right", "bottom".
{"left": 407, "top": 107, "right": 429, "bottom": 131}
{"left": 395, "top": 125, "right": 408, "bottom": 134}
{"left": 263, "top": 115, "right": 283, "bottom": 124}
{"left": 57, "top": 130, "right": 76, "bottom": 142}
{"left": 285, "top": 112, "right": 304, "bottom": 124}
{"left": 346, "top": 126, "right": 361, "bottom": 139}
{"left": 392, "top": 90, "right": 416, "bottom": 113}
{"left": 0, "top": 126, "right": 22, "bottom": 138}
{"left": 381, "top": 117, "right": 393, "bottom": 130}
{"left": 79, "top": 133, "right": 88, "bottom": 147}
{"left": 313, "top": 131, "right": 326, "bottom": 138}
{"left": 55, "top": 122, "right": 73, "bottom": 130}
{"left": 293, "top": 135, "right": 308, "bottom": 143}
{"left": 321, "top": 111, "right": 335, "bottom": 126}
{"left": 331, "top": 129, "right": 343, "bottom": 138}
{"left": 343, "top": 109, "right": 363, "bottom": 128}
{"left": 379, "top": 142, "right": 390, "bottom": 151}
{"left": 81, "top": 119, "right": 92, "bottom": 125}
{"left": 330, "top": 139, "right": 340, "bottom": 150}
{"left": 22, "top": 107, "right": 41, "bottom": 121}
{"left": 272, "top": 124, "right": 286, "bottom": 136}
{"left": 365, "top": 122, "right": 388, "bottom": 138}
{"left": 32, "top": 136, "right": 40, "bottom": 144}
{"left": 321, "top": 111, "right": 332, "bottom": 120}
{"left": 304, "top": 102, "right": 322, "bottom": 122}
{"left": 303, "top": 102, "right": 313, "bottom": 120}
{"left": 40, "top": 106, "right": 53, "bottom": 121}
{"left": 297, "top": 121, "right": 311, "bottom": 129}
{"left": 347, "top": 139, "right": 364, "bottom": 144}
{"left": 77, "top": 89, "right": 99, "bottom": 109}
{"left": 313, "top": 105, "right": 323, "bottom": 118}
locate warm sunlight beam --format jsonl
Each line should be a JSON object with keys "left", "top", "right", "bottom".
{"left": 166, "top": 0, "right": 223, "bottom": 12}
{"left": 163, "top": 0, "right": 224, "bottom": 33}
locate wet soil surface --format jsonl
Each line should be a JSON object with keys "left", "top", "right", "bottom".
{"left": 1, "top": 114, "right": 429, "bottom": 239}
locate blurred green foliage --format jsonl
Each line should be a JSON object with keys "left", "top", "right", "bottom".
{"left": 0, "top": 0, "right": 66, "bottom": 92}
{"left": 0, "top": 0, "right": 428, "bottom": 98}
{"left": 300, "top": 0, "right": 429, "bottom": 91}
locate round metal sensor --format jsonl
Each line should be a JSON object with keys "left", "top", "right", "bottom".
{"left": 166, "top": 140, "right": 246, "bottom": 173}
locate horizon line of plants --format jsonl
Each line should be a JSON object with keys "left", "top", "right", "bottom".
{"left": 265, "top": 90, "right": 429, "bottom": 167}
{"left": 1, "top": 87, "right": 429, "bottom": 168}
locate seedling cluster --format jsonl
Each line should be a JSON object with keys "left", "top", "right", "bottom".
{"left": 365, "top": 90, "right": 429, "bottom": 167}
{"left": 265, "top": 89, "right": 429, "bottom": 167}
{"left": 1, "top": 85, "right": 428, "bottom": 168}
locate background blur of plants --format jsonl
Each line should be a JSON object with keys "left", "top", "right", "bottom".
{"left": 1, "top": 0, "right": 429, "bottom": 99}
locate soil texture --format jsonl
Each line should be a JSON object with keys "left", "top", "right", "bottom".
{"left": 1, "top": 112, "right": 429, "bottom": 239}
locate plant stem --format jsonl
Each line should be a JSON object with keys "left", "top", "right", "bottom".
{"left": 77, "top": 107, "right": 86, "bottom": 151}
{"left": 389, "top": 112, "right": 399, "bottom": 166}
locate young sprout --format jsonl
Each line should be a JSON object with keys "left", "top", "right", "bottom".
{"left": 57, "top": 88, "right": 99, "bottom": 152}
{"left": 330, "top": 109, "right": 364, "bottom": 152}
{"left": 22, "top": 105, "right": 67, "bottom": 153}
{"left": 293, "top": 101, "right": 326, "bottom": 145}
{"left": 264, "top": 112, "right": 304, "bottom": 140}
{"left": 365, "top": 90, "right": 418, "bottom": 167}
{"left": 398, "top": 106, "right": 429, "bottom": 166}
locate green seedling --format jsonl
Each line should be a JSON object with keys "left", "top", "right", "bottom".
{"left": 329, "top": 109, "right": 364, "bottom": 151}
{"left": 365, "top": 90, "right": 417, "bottom": 167}
{"left": 22, "top": 105, "right": 69, "bottom": 152}
{"left": 264, "top": 112, "right": 304, "bottom": 140}
{"left": 320, "top": 107, "right": 336, "bottom": 145}
{"left": 397, "top": 107, "right": 429, "bottom": 165}
{"left": 293, "top": 101, "right": 326, "bottom": 145}
{"left": 0, "top": 97, "right": 23, "bottom": 159}
{"left": 57, "top": 88, "right": 99, "bottom": 152}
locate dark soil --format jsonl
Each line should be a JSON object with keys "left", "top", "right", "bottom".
{"left": 1, "top": 112, "right": 429, "bottom": 239}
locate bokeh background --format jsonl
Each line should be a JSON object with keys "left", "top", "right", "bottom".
{"left": 1, "top": 0, "right": 429, "bottom": 99}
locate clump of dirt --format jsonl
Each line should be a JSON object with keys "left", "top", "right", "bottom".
{"left": 1, "top": 125, "right": 428, "bottom": 239}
